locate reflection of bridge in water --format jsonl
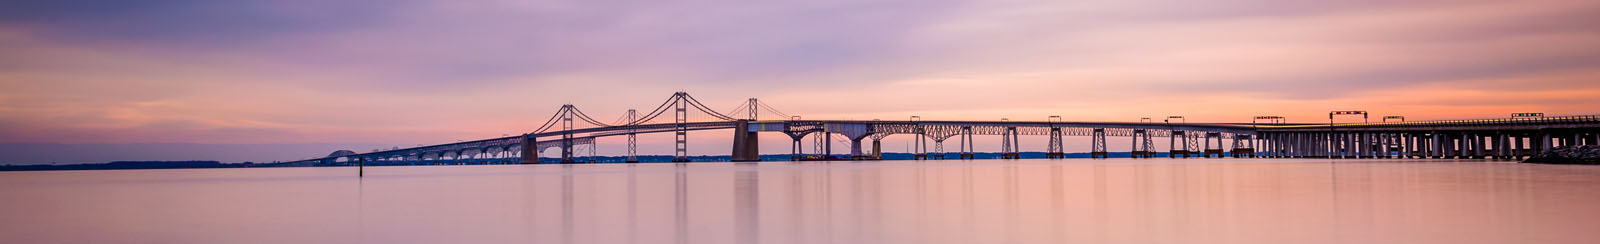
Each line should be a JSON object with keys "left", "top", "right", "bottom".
{"left": 286, "top": 92, "right": 1600, "bottom": 165}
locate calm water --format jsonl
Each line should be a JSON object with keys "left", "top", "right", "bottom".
{"left": 4, "top": 159, "right": 1600, "bottom": 244}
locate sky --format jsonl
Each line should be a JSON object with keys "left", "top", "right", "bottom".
{"left": 2, "top": 0, "right": 1599, "bottom": 163}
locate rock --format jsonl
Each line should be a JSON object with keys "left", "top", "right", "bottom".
{"left": 1522, "top": 145, "right": 1600, "bottom": 165}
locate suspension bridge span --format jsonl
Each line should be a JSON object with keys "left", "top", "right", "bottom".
{"left": 281, "top": 92, "right": 1600, "bottom": 165}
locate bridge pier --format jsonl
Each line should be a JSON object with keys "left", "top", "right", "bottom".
{"left": 1513, "top": 134, "right": 1526, "bottom": 160}
{"left": 1282, "top": 133, "right": 1291, "bottom": 158}
{"left": 1302, "top": 132, "right": 1312, "bottom": 158}
{"left": 960, "top": 126, "right": 975, "bottom": 159}
{"left": 1202, "top": 132, "right": 1222, "bottom": 158}
{"left": 1336, "top": 132, "right": 1347, "bottom": 159}
{"left": 1473, "top": 133, "right": 1486, "bottom": 159}
{"left": 1540, "top": 132, "right": 1553, "bottom": 154}
{"left": 1131, "top": 129, "right": 1153, "bottom": 158}
{"left": 1310, "top": 133, "right": 1319, "bottom": 158}
{"left": 913, "top": 131, "right": 927, "bottom": 160}
{"left": 1047, "top": 127, "right": 1065, "bottom": 159}
{"left": 1431, "top": 133, "right": 1443, "bottom": 159}
{"left": 1400, "top": 133, "right": 1411, "bottom": 158}
{"left": 1284, "top": 133, "right": 1293, "bottom": 158}
{"left": 1170, "top": 131, "right": 1189, "bottom": 158}
{"left": 1231, "top": 134, "right": 1255, "bottom": 158}
{"left": 520, "top": 136, "right": 538, "bottom": 164}
{"left": 1427, "top": 133, "right": 1440, "bottom": 158}
{"left": 1495, "top": 133, "right": 1509, "bottom": 159}
{"left": 1090, "top": 128, "right": 1107, "bottom": 159}
{"left": 1276, "top": 133, "right": 1285, "bottom": 157}
{"left": 1001, "top": 127, "right": 1020, "bottom": 159}
{"left": 872, "top": 139, "right": 883, "bottom": 160}
{"left": 1450, "top": 133, "right": 1461, "bottom": 159}
{"left": 852, "top": 138, "right": 872, "bottom": 160}
{"left": 789, "top": 136, "right": 802, "bottom": 161}
{"left": 1373, "top": 133, "right": 1385, "bottom": 158}
{"left": 1365, "top": 133, "right": 1374, "bottom": 158}
{"left": 732, "top": 120, "right": 760, "bottom": 162}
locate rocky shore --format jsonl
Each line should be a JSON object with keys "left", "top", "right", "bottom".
{"left": 1522, "top": 145, "right": 1600, "bottom": 165}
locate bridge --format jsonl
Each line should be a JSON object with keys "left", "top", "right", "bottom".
{"left": 281, "top": 92, "right": 1600, "bottom": 165}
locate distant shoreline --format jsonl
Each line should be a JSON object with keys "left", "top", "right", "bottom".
{"left": 0, "top": 152, "right": 1173, "bottom": 171}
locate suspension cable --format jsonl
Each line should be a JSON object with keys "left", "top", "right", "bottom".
{"left": 532, "top": 106, "right": 570, "bottom": 133}
{"left": 680, "top": 93, "right": 738, "bottom": 121}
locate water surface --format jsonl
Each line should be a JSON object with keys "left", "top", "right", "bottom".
{"left": 3, "top": 159, "right": 1598, "bottom": 244}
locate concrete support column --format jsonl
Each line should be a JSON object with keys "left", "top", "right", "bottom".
{"left": 1422, "top": 134, "right": 1432, "bottom": 158}
{"left": 1443, "top": 134, "right": 1455, "bottom": 159}
{"left": 1348, "top": 133, "right": 1358, "bottom": 158}
{"left": 850, "top": 138, "right": 865, "bottom": 160}
{"left": 1440, "top": 133, "right": 1452, "bottom": 158}
{"left": 1298, "top": 133, "right": 1307, "bottom": 158}
{"left": 520, "top": 136, "right": 539, "bottom": 164}
{"left": 1378, "top": 133, "right": 1389, "bottom": 158}
{"left": 1311, "top": 133, "right": 1318, "bottom": 158}
{"left": 1130, "top": 131, "right": 1140, "bottom": 158}
{"left": 1414, "top": 133, "right": 1424, "bottom": 158}
{"left": 1496, "top": 133, "right": 1505, "bottom": 159}
{"left": 1473, "top": 134, "right": 1485, "bottom": 158}
{"left": 872, "top": 140, "right": 882, "bottom": 159}
{"left": 731, "top": 120, "right": 761, "bottom": 162}
{"left": 1280, "top": 133, "right": 1292, "bottom": 158}
{"left": 790, "top": 137, "right": 802, "bottom": 161}
{"left": 1448, "top": 133, "right": 1460, "bottom": 158}
{"left": 1342, "top": 133, "right": 1351, "bottom": 158}
{"left": 1259, "top": 133, "right": 1268, "bottom": 157}
{"left": 1513, "top": 135, "right": 1525, "bottom": 159}
{"left": 1323, "top": 133, "right": 1332, "bottom": 158}
{"left": 1283, "top": 133, "right": 1292, "bottom": 157}
{"left": 1282, "top": 133, "right": 1291, "bottom": 157}
{"left": 1401, "top": 134, "right": 1411, "bottom": 158}
{"left": 1328, "top": 133, "right": 1337, "bottom": 158}
{"left": 1408, "top": 133, "right": 1420, "bottom": 158}
{"left": 1169, "top": 131, "right": 1182, "bottom": 158}
{"left": 1304, "top": 133, "right": 1312, "bottom": 158}
{"left": 1444, "top": 133, "right": 1453, "bottom": 158}
{"left": 1430, "top": 133, "right": 1441, "bottom": 158}
{"left": 1306, "top": 133, "right": 1314, "bottom": 158}
{"left": 1286, "top": 133, "right": 1294, "bottom": 158}
{"left": 1338, "top": 133, "right": 1348, "bottom": 158}
{"left": 1465, "top": 133, "right": 1475, "bottom": 158}
{"left": 1364, "top": 133, "right": 1374, "bottom": 158}
{"left": 1312, "top": 133, "right": 1320, "bottom": 158}
{"left": 1365, "top": 133, "right": 1375, "bottom": 158}
{"left": 1571, "top": 132, "right": 1581, "bottom": 147}
{"left": 1540, "top": 132, "right": 1552, "bottom": 153}
{"left": 1317, "top": 133, "right": 1325, "bottom": 158}
{"left": 1277, "top": 133, "right": 1285, "bottom": 157}
{"left": 1285, "top": 133, "right": 1293, "bottom": 158}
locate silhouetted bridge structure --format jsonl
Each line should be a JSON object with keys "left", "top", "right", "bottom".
{"left": 283, "top": 93, "right": 1600, "bottom": 165}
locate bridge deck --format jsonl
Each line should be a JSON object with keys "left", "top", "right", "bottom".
{"left": 281, "top": 115, "right": 1600, "bottom": 164}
